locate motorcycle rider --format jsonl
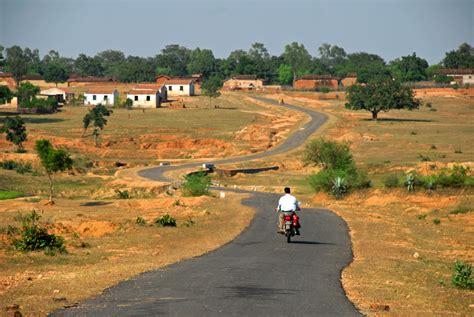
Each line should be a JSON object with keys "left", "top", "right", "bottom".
{"left": 276, "top": 187, "right": 301, "bottom": 234}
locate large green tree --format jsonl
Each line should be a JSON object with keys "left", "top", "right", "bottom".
{"left": 282, "top": 42, "right": 312, "bottom": 81}
{"left": 5, "top": 46, "right": 29, "bottom": 87}
{"left": 442, "top": 43, "right": 474, "bottom": 69}
{"left": 16, "top": 82, "right": 40, "bottom": 108}
{"left": 187, "top": 48, "right": 216, "bottom": 79}
{"left": 345, "top": 80, "right": 421, "bottom": 120}
{"left": 1, "top": 115, "right": 27, "bottom": 151}
{"left": 318, "top": 43, "right": 347, "bottom": 70}
{"left": 95, "top": 50, "right": 126, "bottom": 78}
{"left": 278, "top": 64, "right": 293, "bottom": 85}
{"left": 35, "top": 139, "right": 73, "bottom": 203}
{"left": 74, "top": 53, "right": 104, "bottom": 77}
{"left": 43, "top": 62, "right": 68, "bottom": 87}
{"left": 155, "top": 44, "right": 190, "bottom": 77}
{"left": 390, "top": 53, "right": 429, "bottom": 82}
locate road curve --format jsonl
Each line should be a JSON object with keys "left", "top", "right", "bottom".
{"left": 53, "top": 97, "right": 360, "bottom": 316}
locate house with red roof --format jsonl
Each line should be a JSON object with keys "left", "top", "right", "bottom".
{"left": 164, "top": 78, "right": 195, "bottom": 96}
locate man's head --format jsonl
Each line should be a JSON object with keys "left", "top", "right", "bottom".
{"left": 284, "top": 187, "right": 291, "bottom": 194}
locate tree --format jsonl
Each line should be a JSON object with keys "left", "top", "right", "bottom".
{"left": 282, "top": 42, "right": 312, "bottom": 81}
{"left": 202, "top": 76, "right": 222, "bottom": 108}
{"left": 16, "top": 82, "right": 40, "bottom": 106}
{"left": 116, "top": 56, "right": 156, "bottom": 83}
{"left": 1, "top": 115, "right": 27, "bottom": 151}
{"left": 43, "top": 62, "right": 68, "bottom": 87}
{"left": 5, "top": 46, "right": 28, "bottom": 87}
{"left": 345, "top": 80, "right": 421, "bottom": 120}
{"left": 336, "top": 52, "right": 387, "bottom": 79}
{"left": 35, "top": 139, "right": 73, "bottom": 203}
{"left": 278, "top": 64, "right": 293, "bottom": 85}
{"left": 74, "top": 53, "right": 104, "bottom": 76}
{"left": 442, "top": 43, "right": 474, "bottom": 69}
{"left": 0, "top": 85, "right": 13, "bottom": 104}
{"left": 318, "top": 43, "right": 347, "bottom": 70}
{"left": 82, "top": 104, "right": 113, "bottom": 146}
{"left": 95, "top": 50, "right": 125, "bottom": 78}
{"left": 303, "top": 138, "right": 355, "bottom": 171}
{"left": 390, "top": 53, "right": 429, "bottom": 82}
{"left": 155, "top": 44, "right": 190, "bottom": 77}
{"left": 187, "top": 48, "right": 216, "bottom": 79}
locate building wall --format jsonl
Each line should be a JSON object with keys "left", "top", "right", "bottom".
{"left": 294, "top": 79, "right": 339, "bottom": 90}
{"left": 127, "top": 93, "right": 159, "bottom": 108}
{"left": 341, "top": 77, "right": 357, "bottom": 88}
{"left": 166, "top": 84, "right": 194, "bottom": 96}
{"left": 462, "top": 74, "right": 474, "bottom": 85}
{"left": 84, "top": 92, "right": 117, "bottom": 106}
{"left": 0, "top": 77, "right": 16, "bottom": 90}
{"left": 223, "top": 79, "right": 264, "bottom": 90}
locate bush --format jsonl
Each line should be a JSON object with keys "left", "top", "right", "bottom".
{"left": 433, "top": 218, "right": 441, "bottom": 225}
{"left": 303, "top": 138, "right": 355, "bottom": 171}
{"left": 182, "top": 172, "right": 211, "bottom": 196}
{"left": 8, "top": 210, "right": 66, "bottom": 255}
{"left": 449, "top": 205, "right": 471, "bottom": 215}
{"left": 135, "top": 216, "right": 146, "bottom": 225}
{"left": 331, "top": 177, "right": 348, "bottom": 199}
{"left": 20, "top": 97, "right": 59, "bottom": 114}
{"left": 435, "top": 165, "right": 469, "bottom": 188}
{"left": 309, "top": 169, "right": 351, "bottom": 192}
{"left": 451, "top": 83, "right": 459, "bottom": 90}
{"left": 115, "top": 189, "right": 131, "bottom": 199}
{"left": 155, "top": 214, "right": 177, "bottom": 227}
{"left": 0, "top": 160, "right": 32, "bottom": 174}
{"left": 452, "top": 261, "right": 473, "bottom": 289}
{"left": 383, "top": 174, "right": 400, "bottom": 188}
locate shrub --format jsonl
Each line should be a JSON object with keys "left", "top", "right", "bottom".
{"left": 464, "top": 83, "right": 470, "bottom": 89}
{"left": 383, "top": 174, "right": 400, "bottom": 188}
{"left": 331, "top": 177, "right": 348, "bottom": 199}
{"left": 0, "top": 159, "right": 18, "bottom": 170}
{"left": 182, "top": 218, "right": 195, "bottom": 227}
{"left": 135, "top": 216, "right": 146, "bottom": 225}
{"left": 425, "top": 102, "right": 432, "bottom": 108}
{"left": 435, "top": 165, "right": 468, "bottom": 188}
{"left": 451, "top": 83, "right": 459, "bottom": 90}
{"left": 8, "top": 210, "right": 66, "bottom": 255}
{"left": 417, "top": 214, "right": 427, "bottom": 220}
{"left": 303, "top": 138, "right": 355, "bottom": 171}
{"left": 309, "top": 168, "right": 351, "bottom": 192}
{"left": 0, "top": 160, "right": 32, "bottom": 174}
{"left": 452, "top": 261, "right": 473, "bottom": 289}
{"left": 433, "top": 218, "right": 441, "bottom": 225}
{"left": 449, "top": 205, "right": 471, "bottom": 215}
{"left": 182, "top": 172, "right": 211, "bottom": 196}
{"left": 354, "top": 170, "right": 372, "bottom": 189}
{"left": 155, "top": 214, "right": 177, "bottom": 227}
{"left": 115, "top": 189, "right": 131, "bottom": 199}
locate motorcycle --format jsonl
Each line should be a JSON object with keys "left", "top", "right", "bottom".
{"left": 282, "top": 212, "right": 300, "bottom": 243}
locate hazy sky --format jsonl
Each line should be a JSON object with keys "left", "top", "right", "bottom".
{"left": 1, "top": 0, "right": 472, "bottom": 64}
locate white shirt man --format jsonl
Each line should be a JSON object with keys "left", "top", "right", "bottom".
{"left": 276, "top": 187, "right": 301, "bottom": 233}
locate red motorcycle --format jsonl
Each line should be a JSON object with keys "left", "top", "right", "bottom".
{"left": 283, "top": 213, "right": 300, "bottom": 243}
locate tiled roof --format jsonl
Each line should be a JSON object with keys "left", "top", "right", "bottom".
{"left": 68, "top": 76, "right": 115, "bottom": 83}
{"left": 127, "top": 89, "right": 159, "bottom": 95}
{"left": 0, "top": 73, "right": 13, "bottom": 78}
{"left": 434, "top": 68, "right": 474, "bottom": 75}
{"left": 85, "top": 89, "right": 117, "bottom": 94}
{"left": 165, "top": 79, "right": 194, "bottom": 85}
{"left": 134, "top": 84, "right": 164, "bottom": 89}
{"left": 233, "top": 75, "right": 257, "bottom": 80}
{"left": 297, "top": 74, "right": 338, "bottom": 80}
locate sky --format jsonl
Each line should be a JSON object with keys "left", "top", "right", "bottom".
{"left": 0, "top": 0, "right": 472, "bottom": 64}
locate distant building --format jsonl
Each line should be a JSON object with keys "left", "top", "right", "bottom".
{"left": 165, "top": 78, "right": 195, "bottom": 96}
{"left": 127, "top": 89, "right": 162, "bottom": 108}
{"left": 84, "top": 89, "right": 119, "bottom": 106}
{"left": 68, "top": 76, "right": 116, "bottom": 87}
{"left": 341, "top": 73, "right": 358, "bottom": 88}
{"left": 133, "top": 84, "right": 168, "bottom": 101}
{"left": 0, "top": 73, "right": 16, "bottom": 90}
{"left": 39, "top": 88, "right": 67, "bottom": 104}
{"left": 155, "top": 75, "right": 171, "bottom": 86}
{"left": 222, "top": 75, "right": 264, "bottom": 90}
{"left": 434, "top": 69, "right": 474, "bottom": 86}
{"left": 293, "top": 74, "right": 339, "bottom": 90}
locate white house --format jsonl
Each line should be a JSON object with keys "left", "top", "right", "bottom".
{"left": 39, "top": 88, "right": 66, "bottom": 104}
{"left": 435, "top": 69, "right": 474, "bottom": 86}
{"left": 84, "top": 89, "right": 119, "bottom": 106}
{"left": 133, "top": 84, "right": 168, "bottom": 102}
{"left": 127, "top": 89, "right": 162, "bottom": 108}
{"left": 165, "top": 79, "right": 195, "bottom": 97}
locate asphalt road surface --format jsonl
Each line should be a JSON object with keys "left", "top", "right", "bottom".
{"left": 53, "top": 97, "right": 360, "bottom": 316}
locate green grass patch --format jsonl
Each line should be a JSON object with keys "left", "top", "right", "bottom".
{"left": 0, "top": 190, "right": 23, "bottom": 200}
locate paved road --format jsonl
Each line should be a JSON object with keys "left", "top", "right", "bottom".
{"left": 53, "top": 97, "right": 360, "bottom": 316}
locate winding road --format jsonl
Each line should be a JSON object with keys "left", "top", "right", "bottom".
{"left": 53, "top": 97, "right": 360, "bottom": 316}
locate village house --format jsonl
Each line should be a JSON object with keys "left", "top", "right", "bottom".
{"left": 434, "top": 69, "right": 474, "bottom": 86}
{"left": 165, "top": 78, "right": 195, "bottom": 97}
{"left": 155, "top": 75, "right": 171, "bottom": 86}
{"left": 134, "top": 84, "right": 168, "bottom": 101}
{"left": 293, "top": 74, "right": 339, "bottom": 90}
{"left": 341, "top": 73, "right": 358, "bottom": 88}
{"left": 127, "top": 87, "right": 166, "bottom": 108}
{"left": 222, "top": 75, "right": 264, "bottom": 90}
{"left": 84, "top": 89, "right": 119, "bottom": 106}
{"left": 39, "top": 88, "right": 67, "bottom": 104}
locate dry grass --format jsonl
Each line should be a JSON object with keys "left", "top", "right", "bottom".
{"left": 0, "top": 193, "right": 253, "bottom": 314}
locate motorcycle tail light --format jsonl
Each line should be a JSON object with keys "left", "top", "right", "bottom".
{"left": 284, "top": 216, "right": 292, "bottom": 221}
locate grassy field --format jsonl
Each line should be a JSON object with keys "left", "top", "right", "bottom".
{"left": 210, "top": 91, "right": 474, "bottom": 315}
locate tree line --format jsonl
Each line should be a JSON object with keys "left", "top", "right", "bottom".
{"left": 0, "top": 42, "right": 473, "bottom": 87}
